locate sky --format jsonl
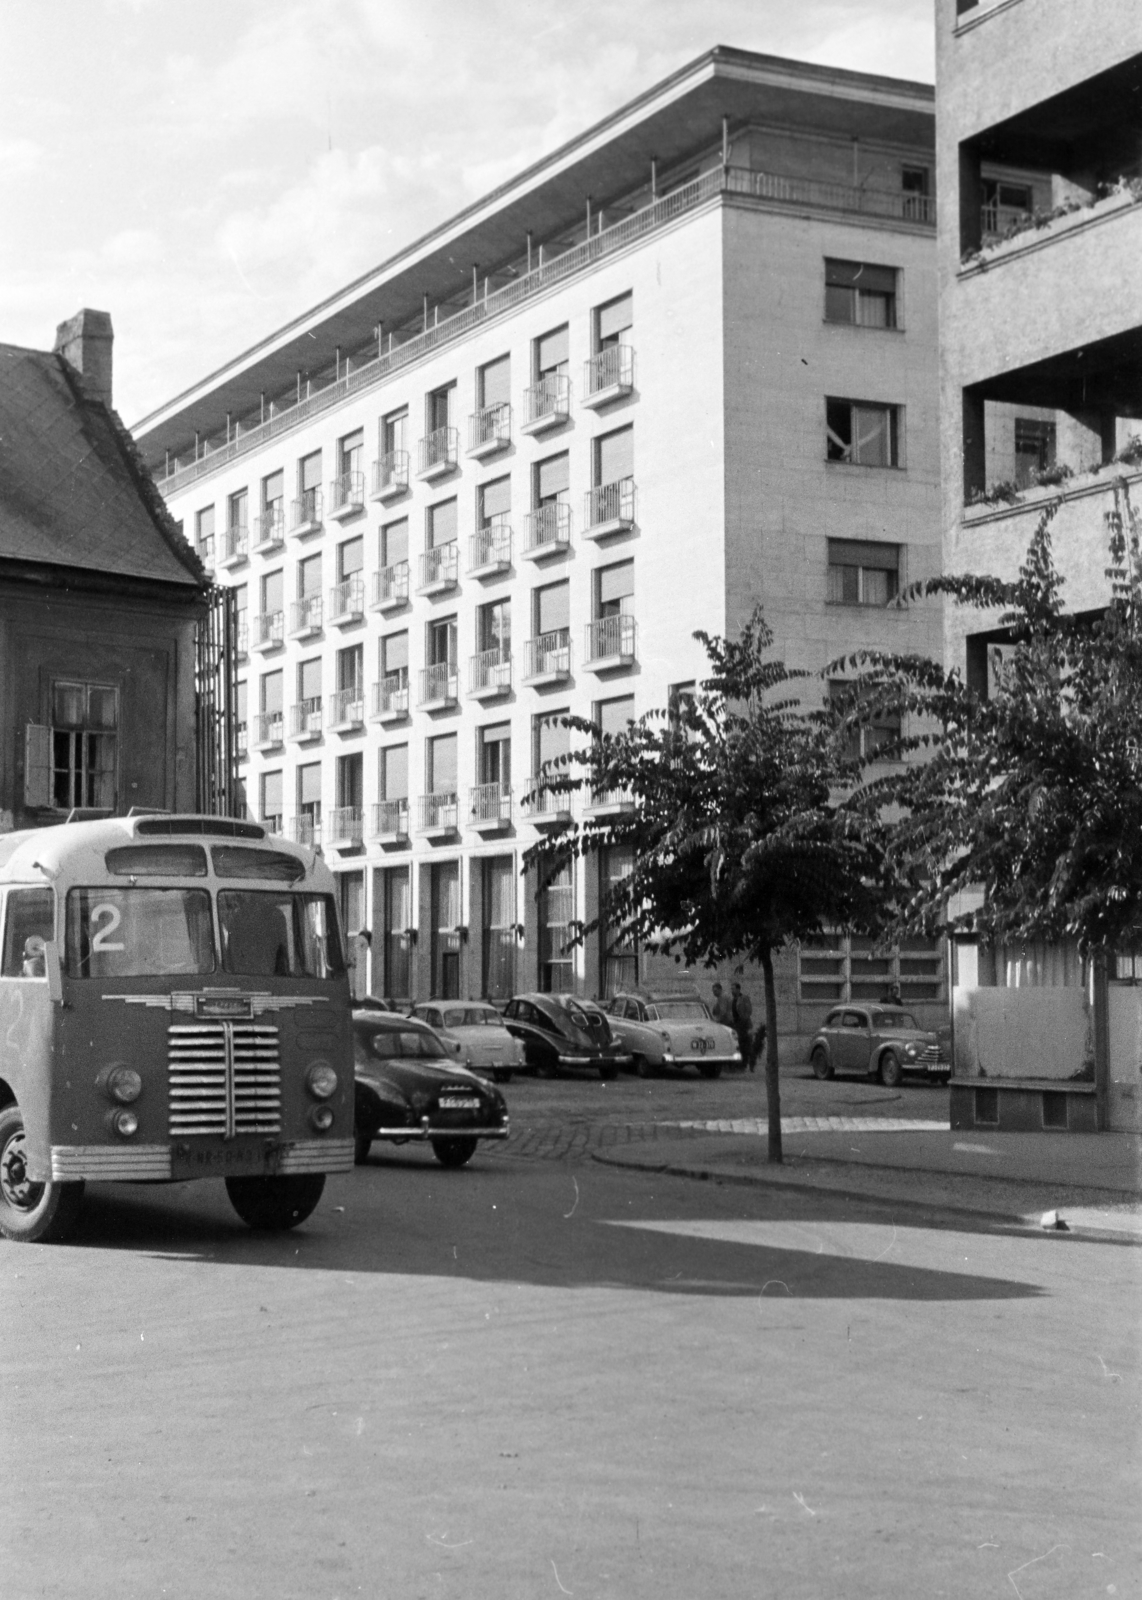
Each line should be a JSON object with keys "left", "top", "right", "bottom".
{"left": 0, "top": 0, "right": 935, "bottom": 425}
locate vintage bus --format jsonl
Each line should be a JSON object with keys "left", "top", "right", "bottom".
{"left": 0, "top": 814, "right": 354, "bottom": 1242}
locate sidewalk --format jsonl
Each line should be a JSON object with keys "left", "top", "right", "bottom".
{"left": 590, "top": 1119, "right": 1142, "bottom": 1241}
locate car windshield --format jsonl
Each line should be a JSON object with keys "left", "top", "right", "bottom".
{"left": 358, "top": 1027, "right": 449, "bottom": 1060}
{"left": 66, "top": 887, "right": 215, "bottom": 978}
{"left": 647, "top": 1000, "right": 710, "bottom": 1021}
{"left": 875, "top": 1010, "right": 919, "bottom": 1030}
{"left": 442, "top": 1006, "right": 502, "bottom": 1027}
{"left": 217, "top": 891, "right": 344, "bottom": 978}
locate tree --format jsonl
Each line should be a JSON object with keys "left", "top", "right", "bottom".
{"left": 835, "top": 486, "right": 1142, "bottom": 958}
{"left": 524, "top": 612, "right": 891, "bottom": 1162}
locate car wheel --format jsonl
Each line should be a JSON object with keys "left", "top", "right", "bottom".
{"left": 495, "top": 1070, "right": 513, "bottom": 1085}
{"left": 699, "top": 1063, "right": 722, "bottom": 1079}
{"left": 599, "top": 1064, "right": 618, "bottom": 1081}
{"left": 879, "top": 1050, "right": 904, "bottom": 1088}
{"left": 811, "top": 1047, "right": 834, "bottom": 1081}
{"left": 535, "top": 1053, "right": 558, "bottom": 1079}
{"left": 431, "top": 1137, "right": 478, "bottom": 1168}
{"left": 354, "top": 1134, "right": 373, "bottom": 1166}
{"left": 633, "top": 1054, "right": 654, "bottom": 1079}
{"left": 0, "top": 1105, "right": 85, "bottom": 1244}
{"left": 225, "top": 1174, "right": 326, "bottom": 1230}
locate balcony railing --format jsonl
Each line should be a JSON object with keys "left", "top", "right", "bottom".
{"left": 418, "top": 792, "right": 459, "bottom": 832}
{"left": 469, "top": 646, "right": 512, "bottom": 696}
{"left": 469, "top": 517, "right": 512, "bottom": 574}
{"left": 524, "top": 785, "right": 573, "bottom": 821}
{"left": 523, "top": 630, "right": 571, "bottom": 680}
{"left": 254, "top": 711, "right": 283, "bottom": 748}
{"left": 292, "top": 815, "right": 321, "bottom": 847}
{"left": 291, "top": 486, "right": 323, "bottom": 532}
{"left": 417, "top": 426, "right": 459, "bottom": 477}
{"left": 585, "top": 477, "right": 635, "bottom": 533}
{"left": 372, "top": 799, "right": 410, "bottom": 839}
{"left": 373, "top": 561, "right": 409, "bottom": 609}
{"left": 982, "top": 202, "right": 1033, "bottom": 240}
{"left": 587, "top": 787, "right": 635, "bottom": 813}
{"left": 252, "top": 508, "right": 285, "bottom": 550}
{"left": 523, "top": 502, "right": 571, "bottom": 557}
{"left": 468, "top": 402, "right": 511, "bottom": 455}
{"left": 236, "top": 618, "right": 249, "bottom": 659}
{"left": 329, "top": 471, "right": 365, "bottom": 516}
{"left": 236, "top": 722, "right": 248, "bottom": 758}
{"left": 522, "top": 373, "right": 571, "bottom": 431}
{"left": 329, "top": 686, "right": 365, "bottom": 728}
{"left": 418, "top": 662, "right": 458, "bottom": 707}
{"left": 252, "top": 611, "right": 284, "bottom": 651}
{"left": 371, "top": 673, "right": 409, "bottom": 720}
{"left": 329, "top": 574, "right": 365, "bottom": 623}
{"left": 585, "top": 613, "right": 637, "bottom": 665}
{"left": 372, "top": 450, "right": 410, "bottom": 498}
{"left": 419, "top": 541, "right": 459, "bottom": 592}
{"left": 289, "top": 595, "right": 323, "bottom": 636}
{"left": 326, "top": 806, "right": 364, "bottom": 847}
{"left": 469, "top": 781, "right": 512, "bottom": 827}
{"left": 220, "top": 524, "right": 248, "bottom": 566}
{"left": 583, "top": 344, "right": 634, "bottom": 403}
{"left": 290, "top": 697, "right": 323, "bottom": 739}
{"left": 262, "top": 813, "right": 283, "bottom": 836}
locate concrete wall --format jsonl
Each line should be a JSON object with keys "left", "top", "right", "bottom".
{"left": 1107, "top": 985, "right": 1142, "bottom": 1131}
{"left": 952, "top": 985, "right": 1093, "bottom": 1081}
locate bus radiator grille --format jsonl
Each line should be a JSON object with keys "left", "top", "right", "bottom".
{"left": 168, "top": 1022, "right": 282, "bottom": 1138}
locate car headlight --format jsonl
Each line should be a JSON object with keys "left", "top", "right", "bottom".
{"left": 104, "top": 1066, "right": 142, "bottom": 1104}
{"left": 309, "top": 1104, "right": 335, "bottom": 1132}
{"left": 306, "top": 1061, "right": 338, "bottom": 1099}
{"left": 108, "top": 1108, "right": 138, "bottom": 1138}
{"left": 903, "top": 1043, "right": 919, "bottom": 1058}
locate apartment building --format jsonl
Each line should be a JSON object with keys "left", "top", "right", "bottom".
{"left": 937, "top": 1, "right": 1142, "bottom": 1129}
{"left": 135, "top": 46, "right": 942, "bottom": 1029}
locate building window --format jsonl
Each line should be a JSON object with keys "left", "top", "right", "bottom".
{"left": 431, "top": 860, "right": 461, "bottom": 998}
{"left": 382, "top": 518, "right": 408, "bottom": 569}
{"left": 298, "top": 552, "right": 321, "bottom": 604}
{"left": 297, "top": 762, "right": 322, "bottom": 843}
{"left": 379, "top": 865, "right": 411, "bottom": 998}
{"left": 339, "top": 429, "right": 363, "bottom": 478}
{"left": 532, "top": 709, "right": 570, "bottom": 807}
{"left": 336, "top": 751, "right": 363, "bottom": 812}
{"left": 539, "top": 862, "right": 574, "bottom": 993}
{"left": 478, "top": 354, "right": 510, "bottom": 410}
{"left": 594, "top": 292, "right": 632, "bottom": 352}
{"left": 381, "top": 630, "right": 408, "bottom": 687}
{"left": 535, "top": 451, "right": 569, "bottom": 509}
{"left": 828, "top": 680, "right": 901, "bottom": 759}
{"left": 427, "top": 732, "right": 458, "bottom": 796}
{"left": 827, "top": 540, "right": 900, "bottom": 606}
{"left": 338, "top": 536, "right": 364, "bottom": 581}
{"left": 824, "top": 260, "right": 898, "bottom": 328}
{"left": 478, "top": 475, "right": 510, "bottom": 527}
{"left": 49, "top": 681, "right": 118, "bottom": 811}
{"left": 826, "top": 399, "right": 900, "bottom": 468}
{"left": 260, "top": 669, "right": 283, "bottom": 745}
{"left": 901, "top": 166, "right": 930, "bottom": 219}
{"left": 596, "top": 560, "right": 634, "bottom": 620}
{"left": 600, "top": 845, "right": 636, "bottom": 995}
{"left": 262, "top": 469, "right": 284, "bottom": 516}
{"left": 427, "top": 499, "right": 458, "bottom": 551}
{"left": 195, "top": 505, "right": 215, "bottom": 564}
{"left": 260, "top": 770, "right": 283, "bottom": 834}
{"left": 982, "top": 178, "right": 1033, "bottom": 238}
{"left": 235, "top": 679, "right": 248, "bottom": 758}
{"left": 478, "top": 721, "right": 511, "bottom": 787}
{"left": 534, "top": 326, "right": 569, "bottom": 383}
{"left": 482, "top": 856, "right": 516, "bottom": 1000}
{"left": 382, "top": 409, "right": 407, "bottom": 457}
{"left": 298, "top": 450, "right": 322, "bottom": 523}
{"left": 1014, "top": 417, "right": 1057, "bottom": 488}
{"left": 799, "top": 934, "right": 944, "bottom": 1004}
{"left": 427, "top": 383, "right": 454, "bottom": 433}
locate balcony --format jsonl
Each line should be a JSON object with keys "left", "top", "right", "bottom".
{"left": 197, "top": 538, "right": 215, "bottom": 574}
{"left": 219, "top": 524, "right": 248, "bottom": 568}
{"left": 522, "top": 502, "right": 571, "bottom": 560}
{"left": 372, "top": 450, "right": 410, "bottom": 501}
{"left": 251, "top": 508, "right": 285, "bottom": 554}
{"left": 585, "top": 787, "right": 635, "bottom": 817}
{"left": 584, "top": 477, "right": 636, "bottom": 539}
{"left": 236, "top": 618, "right": 249, "bottom": 661}
{"left": 468, "top": 781, "right": 512, "bottom": 832}
{"left": 418, "top": 662, "right": 459, "bottom": 711}
{"left": 262, "top": 814, "right": 283, "bottom": 837}
{"left": 468, "top": 518, "right": 512, "bottom": 577}
{"left": 418, "top": 792, "right": 459, "bottom": 837}
{"left": 371, "top": 673, "right": 410, "bottom": 723}
{"left": 250, "top": 611, "right": 284, "bottom": 653}
{"left": 585, "top": 613, "right": 637, "bottom": 671}
{"left": 372, "top": 561, "right": 409, "bottom": 611}
{"left": 582, "top": 345, "right": 634, "bottom": 409}
{"left": 418, "top": 541, "right": 460, "bottom": 596}
{"left": 469, "top": 646, "right": 512, "bottom": 700}
{"left": 328, "top": 471, "right": 366, "bottom": 520}
{"left": 253, "top": 711, "right": 283, "bottom": 751}
{"left": 326, "top": 806, "right": 364, "bottom": 848}
{"left": 521, "top": 374, "right": 571, "bottom": 435}
{"left": 371, "top": 799, "right": 410, "bottom": 844}
{"left": 467, "top": 402, "right": 511, "bottom": 459}
{"left": 522, "top": 631, "right": 571, "bottom": 685}
{"left": 290, "top": 487, "right": 323, "bottom": 536}
{"left": 289, "top": 698, "right": 323, "bottom": 742}
{"left": 328, "top": 686, "right": 365, "bottom": 731}
{"left": 328, "top": 574, "right": 365, "bottom": 626}
{"left": 288, "top": 595, "right": 323, "bottom": 639}
{"left": 417, "top": 426, "right": 459, "bottom": 480}
{"left": 236, "top": 723, "right": 248, "bottom": 759}
{"left": 292, "top": 815, "right": 321, "bottom": 848}
{"left": 524, "top": 785, "right": 573, "bottom": 826}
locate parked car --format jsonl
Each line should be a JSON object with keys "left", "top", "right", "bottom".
{"left": 809, "top": 1005, "right": 950, "bottom": 1086}
{"left": 352, "top": 1010, "right": 509, "bottom": 1167}
{"left": 502, "top": 993, "right": 629, "bottom": 1078}
{"left": 600, "top": 992, "right": 742, "bottom": 1077}
{"left": 409, "top": 1001, "right": 527, "bottom": 1082}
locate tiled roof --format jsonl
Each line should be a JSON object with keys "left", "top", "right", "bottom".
{"left": 0, "top": 341, "right": 205, "bottom": 587}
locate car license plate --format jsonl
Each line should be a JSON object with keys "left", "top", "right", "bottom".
{"left": 438, "top": 1096, "right": 481, "bottom": 1110}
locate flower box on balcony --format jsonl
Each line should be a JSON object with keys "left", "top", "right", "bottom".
{"left": 288, "top": 597, "right": 323, "bottom": 640}
{"left": 219, "top": 526, "right": 249, "bottom": 569}
{"left": 289, "top": 700, "right": 323, "bottom": 742}
{"left": 251, "top": 511, "right": 285, "bottom": 554}
{"left": 250, "top": 612, "right": 285, "bottom": 653}
{"left": 522, "top": 634, "right": 572, "bottom": 686}
{"left": 326, "top": 807, "right": 364, "bottom": 849}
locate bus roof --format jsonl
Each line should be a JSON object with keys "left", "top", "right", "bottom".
{"left": 0, "top": 816, "right": 328, "bottom": 889}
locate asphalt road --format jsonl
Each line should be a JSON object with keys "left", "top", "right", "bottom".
{"left": 2, "top": 1070, "right": 1139, "bottom": 1600}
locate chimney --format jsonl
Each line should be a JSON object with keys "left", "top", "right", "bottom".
{"left": 53, "top": 308, "right": 114, "bottom": 407}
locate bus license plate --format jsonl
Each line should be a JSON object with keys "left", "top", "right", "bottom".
{"left": 170, "top": 1142, "right": 279, "bottom": 1180}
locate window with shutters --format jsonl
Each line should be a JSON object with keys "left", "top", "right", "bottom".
{"left": 382, "top": 518, "right": 408, "bottom": 568}
{"left": 298, "top": 762, "right": 322, "bottom": 828}
{"left": 260, "top": 770, "right": 283, "bottom": 833}
{"left": 539, "top": 861, "right": 574, "bottom": 993}
{"left": 535, "top": 326, "right": 569, "bottom": 382}
{"left": 482, "top": 856, "right": 516, "bottom": 1000}
{"left": 594, "top": 293, "right": 632, "bottom": 353}
{"left": 479, "top": 355, "right": 510, "bottom": 410}
{"left": 427, "top": 732, "right": 458, "bottom": 795}
{"left": 827, "top": 540, "right": 900, "bottom": 606}
{"left": 826, "top": 399, "right": 901, "bottom": 468}
{"left": 298, "top": 554, "right": 322, "bottom": 599}
{"left": 478, "top": 476, "right": 510, "bottom": 527}
{"left": 534, "top": 452, "right": 569, "bottom": 508}
{"left": 594, "top": 560, "right": 634, "bottom": 619}
{"left": 34, "top": 681, "right": 119, "bottom": 812}
{"left": 824, "top": 260, "right": 898, "bottom": 328}
{"left": 380, "top": 743, "right": 408, "bottom": 802}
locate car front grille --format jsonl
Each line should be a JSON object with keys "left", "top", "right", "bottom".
{"left": 918, "top": 1044, "right": 943, "bottom": 1063}
{"left": 168, "top": 1022, "right": 282, "bottom": 1137}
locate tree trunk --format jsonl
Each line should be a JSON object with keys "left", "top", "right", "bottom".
{"left": 759, "top": 946, "right": 782, "bottom": 1164}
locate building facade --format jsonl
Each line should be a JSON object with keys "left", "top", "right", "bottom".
{"left": 937, "top": 1, "right": 1142, "bottom": 1129}
{"left": 137, "top": 48, "right": 943, "bottom": 1032}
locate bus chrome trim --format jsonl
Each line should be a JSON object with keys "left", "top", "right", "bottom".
{"left": 51, "top": 1145, "right": 172, "bottom": 1181}
{"left": 103, "top": 992, "right": 331, "bottom": 1014}
{"left": 277, "top": 1139, "right": 354, "bottom": 1173}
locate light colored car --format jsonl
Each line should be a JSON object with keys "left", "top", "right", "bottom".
{"left": 601, "top": 992, "right": 742, "bottom": 1078}
{"left": 809, "top": 1005, "right": 949, "bottom": 1086}
{"left": 410, "top": 1001, "right": 527, "bottom": 1083}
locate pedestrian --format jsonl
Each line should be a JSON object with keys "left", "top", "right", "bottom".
{"left": 730, "top": 980, "right": 754, "bottom": 1071}
{"left": 880, "top": 981, "right": 903, "bottom": 1006}
{"left": 710, "top": 982, "right": 734, "bottom": 1028}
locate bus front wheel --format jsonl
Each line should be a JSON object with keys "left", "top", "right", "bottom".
{"left": 225, "top": 1173, "right": 326, "bottom": 1231}
{"left": 0, "top": 1106, "right": 85, "bottom": 1244}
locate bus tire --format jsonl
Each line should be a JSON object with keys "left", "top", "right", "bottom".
{"left": 431, "top": 1137, "right": 478, "bottom": 1168}
{"left": 0, "top": 1105, "right": 85, "bottom": 1244}
{"left": 225, "top": 1173, "right": 326, "bottom": 1231}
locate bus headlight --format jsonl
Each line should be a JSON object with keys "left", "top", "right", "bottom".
{"left": 309, "top": 1104, "right": 335, "bottom": 1132}
{"left": 305, "top": 1061, "right": 338, "bottom": 1100}
{"left": 109, "top": 1108, "right": 139, "bottom": 1138}
{"left": 100, "top": 1066, "right": 142, "bottom": 1103}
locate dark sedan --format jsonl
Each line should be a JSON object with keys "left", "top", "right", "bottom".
{"left": 502, "top": 993, "right": 630, "bottom": 1079}
{"left": 352, "top": 1010, "right": 509, "bottom": 1168}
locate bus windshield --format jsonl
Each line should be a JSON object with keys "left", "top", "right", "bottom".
{"left": 218, "top": 891, "right": 343, "bottom": 979}
{"left": 67, "top": 888, "right": 215, "bottom": 978}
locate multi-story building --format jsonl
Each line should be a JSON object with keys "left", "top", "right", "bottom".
{"left": 135, "top": 46, "right": 942, "bottom": 1027}
{"left": 937, "top": 1, "right": 1142, "bottom": 1130}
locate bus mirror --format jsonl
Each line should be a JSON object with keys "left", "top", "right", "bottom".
{"left": 43, "top": 940, "right": 63, "bottom": 1004}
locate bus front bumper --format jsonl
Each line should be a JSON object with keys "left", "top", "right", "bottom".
{"left": 48, "top": 1138, "right": 355, "bottom": 1183}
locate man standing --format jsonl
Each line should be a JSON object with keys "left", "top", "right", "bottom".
{"left": 710, "top": 982, "right": 734, "bottom": 1029}
{"left": 730, "top": 980, "right": 754, "bottom": 1072}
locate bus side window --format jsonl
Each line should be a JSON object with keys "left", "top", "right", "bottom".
{"left": 1, "top": 888, "right": 55, "bottom": 978}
